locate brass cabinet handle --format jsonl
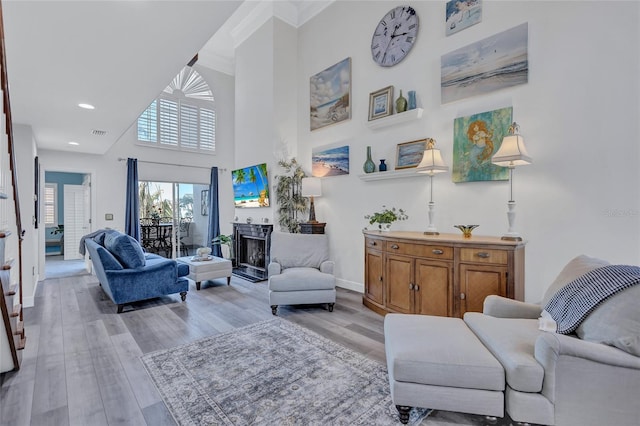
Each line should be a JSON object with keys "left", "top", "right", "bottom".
{"left": 409, "top": 283, "right": 414, "bottom": 290}
{"left": 379, "top": 276, "right": 383, "bottom": 282}
{"left": 460, "top": 293, "right": 466, "bottom": 300}
{"left": 369, "top": 241, "right": 377, "bottom": 246}
{"left": 477, "top": 252, "right": 490, "bottom": 258}
{"left": 414, "top": 284, "right": 420, "bottom": 291}
{"left": 432, "top": 249, "right": 444, "bottom": 255}
{"left": 391, "top": 244, "right": 400, "bottom": 249}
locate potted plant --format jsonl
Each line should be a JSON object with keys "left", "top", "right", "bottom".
{"left": 365, "top": 206, "right": 408, "bottom": 231}
{"left": 212, "top": 234, "right": 234, "bottom": 259}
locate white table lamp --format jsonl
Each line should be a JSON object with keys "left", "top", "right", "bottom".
{"left": 417, "top": 138, "right": 449, "bottom": 235}
{"left": 491, "top": 122, "right": 532, "bottom": 241}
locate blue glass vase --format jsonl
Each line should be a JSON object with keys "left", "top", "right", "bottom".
{"left": 408, "top": 91, "right": 417, "bottom": 110}
{"left": 379, "top": 159, "right": 387, "bottom": 172}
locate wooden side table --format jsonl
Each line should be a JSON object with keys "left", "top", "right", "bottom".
{"left": 299, "top": 222, "right": 326, "bottom": 234}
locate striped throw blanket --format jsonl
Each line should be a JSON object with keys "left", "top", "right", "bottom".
{"left": 544, "top": 264, "right": 640, "bottom": 334}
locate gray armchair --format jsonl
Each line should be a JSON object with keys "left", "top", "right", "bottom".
{"left": 385, "top": 255, "right": 640, "bottom": 425}
{"left": 267, "top": 232, "right": 336, "bottom": 315}
{"left": 464, "top": 255, "right": 640, "bottom": 425}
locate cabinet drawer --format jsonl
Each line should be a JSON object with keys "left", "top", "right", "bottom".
{"left": 365, "top": 237, "right": 383, "bottom": 249}
{"left": 460, "top": 248, "right": 508, "bottom": 265}
{"left": 385, "top": 241, "right": 453, "bottom": 260}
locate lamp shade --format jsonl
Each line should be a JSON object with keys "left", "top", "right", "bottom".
{"left": 301, "top": 177, "right": 322, "bottom": 197}
{"left": 492, "top": 123, "right": 532, "bottom": 167}
{"left": 417, "top": 148, "right": 449, "bottom": 175}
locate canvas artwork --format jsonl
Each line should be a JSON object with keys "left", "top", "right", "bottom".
{"left": 312, "top": 145, "right": 349, "bottom": 177}
{"left": 441, "top": 23, "right": 528, "bottom": 103}
{"left": 446, "top": 0, "right": 482, "bottom": 36}
{"left": 395, "top": 139, "right": 429, "bottom": 170}
{"left": 310, "top": 58, "right": 351, "bottom": 131}
{"left": 452, "top": 106, "right": 513, "bottom": 183}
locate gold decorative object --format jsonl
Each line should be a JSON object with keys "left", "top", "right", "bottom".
{"left": 454, "top": 225, "right": 479, "bottom": 238}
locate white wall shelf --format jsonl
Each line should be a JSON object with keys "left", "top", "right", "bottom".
{"left": 358, "top": 167, "right": 429, "bottom": 181}
{"left": 365, "top": 108, "right": 423, "bottom": 130}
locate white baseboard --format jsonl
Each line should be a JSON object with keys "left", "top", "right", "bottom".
{"left": 336, "top": 278, "right": 363, "bottom": 294}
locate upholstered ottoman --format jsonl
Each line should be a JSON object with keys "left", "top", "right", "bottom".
{"left": 177, "top": 256, "right": 232, "bottom": 290}
{"left": 384, "top": 314, "right": 505, "bottom": 424}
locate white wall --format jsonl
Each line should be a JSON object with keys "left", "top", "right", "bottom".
{"left": 12, "top": 124, "right": 38, "bottom": 306}
{"left": 234, "top": 17, "right": 298, "bottom": 225}
{"left": 21, "top": 1, "right": 640, "bottom": 306}
{"left": 289, "top": 0, "right": 640, "bottom": 301}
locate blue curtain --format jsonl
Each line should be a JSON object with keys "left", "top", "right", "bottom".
{"left": 207, "top": 167, "right": 222, "bottom": 257}
{"left": 125, "top": 158, "right": 140, "bottom": 241}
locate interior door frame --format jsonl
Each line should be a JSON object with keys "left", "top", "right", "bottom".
{"left": 39, "top": 166, "right": 96, "bottom": 277}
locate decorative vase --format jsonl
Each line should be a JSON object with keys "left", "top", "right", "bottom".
{"left": 378, "top": 159, "right": 387, "bottom": 172}
{"left": 378, "top": 222, "right": 392, "bottom": 231}
{"left": 454, "top": 224, "right": 479, "bottom": 239}
{"left": 363, "top": 146, "right": 376, "bottom": 173}
{"left": 408, "top": 90, "right": 417, "bottom": 110}
{"left": 395, "top": 90, "right": 407, "bottom": 113}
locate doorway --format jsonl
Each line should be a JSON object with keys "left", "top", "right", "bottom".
{"left": 44, "top": 171, "right": 91, "bottom": 277}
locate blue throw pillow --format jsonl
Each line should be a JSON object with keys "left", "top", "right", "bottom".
{"left": 104, "top": 233, "right": 146, "bottom": 269}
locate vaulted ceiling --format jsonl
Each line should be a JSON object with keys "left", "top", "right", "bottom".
{"left": 2, "top": 1, "right": 331, "bottom": 155}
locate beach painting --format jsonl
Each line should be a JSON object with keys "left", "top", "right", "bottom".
{"left": 395, "top": 139, "right": 429, "bottom": 170}
{"left": 310, "top": 58, "right": 351, "bottom": 131}
{"left": 441, "top": 23, "right": 528, "bottom": 104}
{"left": 312, "top": 145, "right": 349, "bottom": 177}
{"left": 446, "top": 0, "right": 482, "bottom": 36}
{"left": 452, "top": 106, "right": 512, "bottom": 183}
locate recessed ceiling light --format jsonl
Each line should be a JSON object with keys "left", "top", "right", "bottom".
{"left": 68, "top": 141, "right": 79, "bottom": 146}
{"left": 78, "top": 103, "right": 95, "bottom": 110}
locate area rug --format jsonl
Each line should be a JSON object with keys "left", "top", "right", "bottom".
{"left": 141, "top": 318, "right": 429, "bottom": 425}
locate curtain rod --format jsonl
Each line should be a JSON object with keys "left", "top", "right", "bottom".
{"left": 117, "top": 157, "right": 227, "bottom": 172}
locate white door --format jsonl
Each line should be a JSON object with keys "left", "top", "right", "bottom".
{"left": 64, "top": 184, "right": 89, "bottom": 260}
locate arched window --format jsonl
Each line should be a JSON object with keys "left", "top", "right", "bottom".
{"left": 137, "top": 67, "right": 216, "bottom": 153}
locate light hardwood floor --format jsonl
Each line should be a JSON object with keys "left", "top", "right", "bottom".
{"left": 0, "top": 270, "right": 500, "bottom": 426}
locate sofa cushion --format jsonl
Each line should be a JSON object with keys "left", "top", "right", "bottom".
{"left": 576, "top": 284, "right": 640, "bottom": 356}
{"left": 542, "top": 255, "right": 610, "bottom": 306}
{"left": 269, "top": 268, "right": 335, "bottom": 292}
{"left": 104, "top": 232, "right": 146, "bottom": 269}
{"left": 464, "top": 313, "right": 544, "bottom": 393}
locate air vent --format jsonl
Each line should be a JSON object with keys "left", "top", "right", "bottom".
{"left": 91, "top": 129, "right": 107, "bottom": 136}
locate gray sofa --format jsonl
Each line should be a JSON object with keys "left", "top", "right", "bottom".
{"left": 385, "top": 255, "right": 640, "bottom": 425}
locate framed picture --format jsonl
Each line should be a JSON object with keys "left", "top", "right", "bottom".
{"left": 446, "top": 0, "right": 482, "bottom": 36}
{"left": 441, "top": 23, "right": 528, "bottom": 103}
{"left": 201, "top": 189, "right": 209, "bottom": 216}
{"left": 395, "top": 139, "right": 429, "bottom": 170}
{"left": 368, "top": 86, "right": 394, "bottom": 121}
{"left": 312, "top": 144, "right": 349, "bottom": 177}
{"left": 452, "top": 106, "right": 513, "bottom": 183}
{"left": 310, "top": 57, "right": 351, "bottom": 131}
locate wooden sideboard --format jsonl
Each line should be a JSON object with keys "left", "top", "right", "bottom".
{"left": 363, "top": 231, "right": 525, "bottom": 318}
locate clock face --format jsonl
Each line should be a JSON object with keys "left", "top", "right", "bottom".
{"left": 371, "top": 6, "right": 419, "bottom": 67}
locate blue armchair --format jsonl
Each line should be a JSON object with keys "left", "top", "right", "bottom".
{"left": 84, "top": 230, "right": 189, "bottom": 313}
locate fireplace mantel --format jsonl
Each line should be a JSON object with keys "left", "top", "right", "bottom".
{"left": 232, "top": 223, "right": 273, "bottom": 282}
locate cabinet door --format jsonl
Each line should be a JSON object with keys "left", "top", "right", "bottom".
{"left": 459, "top": 263, "right": 507, "bottom": 316}
{"left": 385, "top": 254, "right": 413, "bottom": 314}
{"left": 414, "top": 259, "right": 452, "bottom": 317}
{"left": 364, "top": 248, "right": 384, "bottom": 306}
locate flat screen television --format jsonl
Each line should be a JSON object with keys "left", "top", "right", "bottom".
{"left": 232, "top": 163, "right": 270, "bottom": 208}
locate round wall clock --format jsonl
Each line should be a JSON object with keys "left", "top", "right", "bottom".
{"left": 371, "top": 6, "right": 419, "bottom": 67}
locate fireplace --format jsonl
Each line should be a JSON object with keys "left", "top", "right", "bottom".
{"left": 232, "top": 223, "right": 273, "bottom": 282}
